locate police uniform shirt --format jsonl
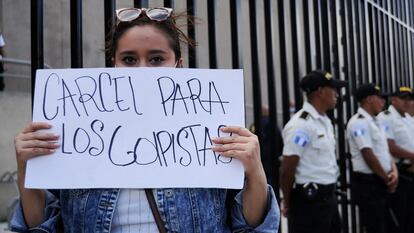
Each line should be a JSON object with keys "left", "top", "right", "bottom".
{"left": 282, "top": 102, "right": 339, "bottom": 185}
{"left": 405, "top": 113, "right": 414, "bottom": 132}
{"left": 347, "top": 107, "right": 392, "bottom": 174}
{"left": 378, "top": 105, "right": 414, "bottom": 153}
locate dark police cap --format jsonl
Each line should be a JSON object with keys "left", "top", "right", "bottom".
{"left": 299, "top": 70, "right": 347, "bottom": 93}
{"left": 391, "top": 86, "right": 413, "bottom": 98}
{"left": 354, "top": 83, "right": 388, "bottom": 102}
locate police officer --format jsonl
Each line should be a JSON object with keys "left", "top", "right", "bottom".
{"left": 378, "top": 86, "right": 414, "bottom": 233}
{"left": 280, "top": 70, "right": 347, "bottom": 233}
{"left": 347, "top": 83, "right": 398, "bottom": 233}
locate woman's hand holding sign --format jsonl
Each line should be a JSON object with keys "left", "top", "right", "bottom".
{"left": 15, "top": 122, "right": 59, "bottom": 171}
{"left": 212, "top": 126, "right": 268, "bottom": 227}
{"left": 14, "top": 122, "right": 60, "bottom": 227}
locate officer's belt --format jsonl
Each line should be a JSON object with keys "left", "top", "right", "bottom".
{"left": 294, "top": 183, "right": 336, "bottom": 194}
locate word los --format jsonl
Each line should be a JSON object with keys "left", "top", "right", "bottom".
{"left": 42, "top": 72, "right": 230, "bottom": 120}
{"left": 60, "top": 119, "right": 232, "bottom": 167}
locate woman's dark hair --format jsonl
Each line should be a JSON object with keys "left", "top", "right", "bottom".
{"left": 106, "top": 11, "right": 195, "bottom": 66}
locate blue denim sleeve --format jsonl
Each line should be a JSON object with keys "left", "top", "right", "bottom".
{"left": 231, "top": 185, "right": 280, "bottom": 233}
{"left": 9, "top": 190, "right": 61, "bottom": 233}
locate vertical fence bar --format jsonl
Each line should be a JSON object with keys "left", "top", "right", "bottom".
{"left": 187, "top": 0, "right": 196, "bottom": 68}
{"left": 384, "top": 9, "right": 391, "bottom": 93}
{"left": 394, "top": 22, "right": 401, "bottom": 85}
{"left": 248, "top": 0, "right": 262, "bottom": 140}
{"left": 290, "top": 0, "right": 302, "bottom": 110}
{"left": 134, "top": 0, "right": 141, "bottom": 8}
{"left": 31, "top": 0, "right": 44, "bottom": 108}
{"left": 347, "top": 0, "right": 358, "bottom": 113}
{"left": 361, "top": 1, "right": 369, "bottom": 82}
{"left": 340, "top": 0, "right": 352, "bottom": 119}
{"left": 355, "top": 0, "right": 364, "bottom": 86}
{"left": 263, "top": 0, "right": 280, "bottom": 200}
{"left": 207, "top": 0, "right": 217, "bottom": 69}
{"left": 104, "top": 0, "right": 116, "bottom": 67}
{"left": 378, "top": 10, "right": 385, "bottom": 89}
{"left": 341, "top": 0, "right": 360, "bottom": 233}
{"left": 136, "top": 0, "right": 148, "bottom": 8}
{"left": 367, "top": 5, "right": 376, "bottom": 83}
{"left": 278, "top": 0, "right": 291, "bottom": 125}
{"left": 329, "top": 1, "right": 349, "bottom": 232}
{"left": 303, "top": 0, "right": 312, "bottom": 73}
{"left": 229, "top": 0, "right": 239, "bottom": 69}
{"left": 313, "top": 0, "right": 322, "bottom": 68}
{"left": 70, "top": 0, "right": 83, "bottom": 68}
{"left": 164, "top": 0, "right": 172, "bottom": 8}
{"left": 320, "top": 0, "right": 331, "bottom": 71}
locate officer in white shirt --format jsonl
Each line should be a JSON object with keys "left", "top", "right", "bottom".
{"left": 280, "top": 70, "right": 347, "bottom": 233}
{"left": 347, "top": 83, "right": 398, "bottom": 233}
{"left": 377, "top": 86, "right": 414, "bottom": 233}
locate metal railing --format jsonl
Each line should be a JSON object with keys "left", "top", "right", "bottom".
{"left": 0, "top": 57, "right": 51, "bottom": 79}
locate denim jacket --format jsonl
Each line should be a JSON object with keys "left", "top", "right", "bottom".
{"left": 10, "top": 186, "right": 279, "bottom": 233}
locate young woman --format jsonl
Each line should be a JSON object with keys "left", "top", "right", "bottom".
{"left": 11, "top": 8, "right": 279, "bottom": 233}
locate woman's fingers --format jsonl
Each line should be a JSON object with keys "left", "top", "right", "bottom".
{"left": 18, "top": 148, "right": 57, "bottom": 159}
{"left": 212, "top": 136, "right": 249, "bottom": 144}
{"left": 22, "top": 122, "right": 52, "bottom": 133}
{"left": 212, "top": 143, "right": 246, "bottom": 153}
{"left": 219, "top": 126, "right": 253, "bottom": 137}
{"left": 19, "top": 140, "right": 60, "bottom": 150}
{"left": 15, "top": 122, "right": 59, "bottom": 165}
{"left": 19, "top": 132, "right": 59, "bottom": 141}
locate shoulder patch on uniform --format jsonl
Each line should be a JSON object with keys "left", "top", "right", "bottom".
{"left": 300, "top": 111, "right": 309, "bottom": 120}
{"left": 357, "top": 114, "right": 365, "bottom": 119}
{"left": 384, "top": 110, "right": 390, "bottom": 115}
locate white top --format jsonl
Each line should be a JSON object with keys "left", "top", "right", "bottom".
{"left": 347, "top": 107, "right": 392, "bottom": 174}
{"left": 0, "top": 34, "right": 5, "bottom": 47}
{"left": 111, "top": 189, "right": 158, "bottom": 233}
{"left": 378, "top": 105, "right": 414, "bottom": 159}
{"left": 282, "top": 102, "right": 339, "bottom": 184}
{"left": 404, "top": 113, "right": 414, "bottom": 133}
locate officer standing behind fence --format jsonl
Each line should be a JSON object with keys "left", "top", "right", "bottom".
{"left": 280, "top": 70, "right": 347, "bottom": 233}
{"left": 378, "top": 86, "right": 414, "bottom": 233}
{"left": 347, "top": 84, "right": 398, "bottom": 233}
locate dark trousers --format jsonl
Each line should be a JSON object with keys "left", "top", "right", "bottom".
{"left": 352, "top": 172, "right": 387, "bottom": 233}
{"left": 288, "top": 184, "right": 340, "bottom": 233}
{"left": 387, "top": 165, "right": 414, "bottom": 233}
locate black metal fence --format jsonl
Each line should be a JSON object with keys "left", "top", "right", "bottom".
{"left": 29, "top": 0, "right": 414, "bottom": 232}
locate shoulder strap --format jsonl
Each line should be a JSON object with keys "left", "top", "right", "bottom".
{"left": 299, "top": 111, "right": 309, "bottom": 120}
{"left": 145, "top": 189, "right": 167, "bottom": 233}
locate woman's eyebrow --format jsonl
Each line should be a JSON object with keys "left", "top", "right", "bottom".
{"left": 118, "top": 49, "right": 168, "bottom": 55}
{"left": 147, "top": 49, "right": 168, "bottom": 55}
{"left": 118, "top": 50, "right": 136, "bottom": 55}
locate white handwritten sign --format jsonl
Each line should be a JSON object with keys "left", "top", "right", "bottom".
{"left": 26, "top": 67, "right": 245, "bottom": 189}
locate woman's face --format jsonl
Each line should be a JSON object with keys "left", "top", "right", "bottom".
{"left": 114, "top": 25, "right": 182, "bottom": 68}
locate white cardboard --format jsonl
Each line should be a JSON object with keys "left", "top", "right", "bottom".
{"left": 26, "top": 67, "right": 245, "bottom": 189}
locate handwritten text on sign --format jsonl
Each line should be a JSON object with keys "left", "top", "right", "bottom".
{"left": 26, "top": 68, "right": 245, "bottom": 189}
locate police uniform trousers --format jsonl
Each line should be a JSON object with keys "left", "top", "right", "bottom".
{"left": 352, "top": 172, "right": 387, "bottom": 233}
{"left": 387, "top": 164, "right": 414, "bottom": 233}
{"left": 288, "top": 183, "right": 340, "bottom": 233}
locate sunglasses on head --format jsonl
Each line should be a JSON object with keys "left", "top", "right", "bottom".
{"left": 116, "top": 7, "right": 173, "bottom": 24}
